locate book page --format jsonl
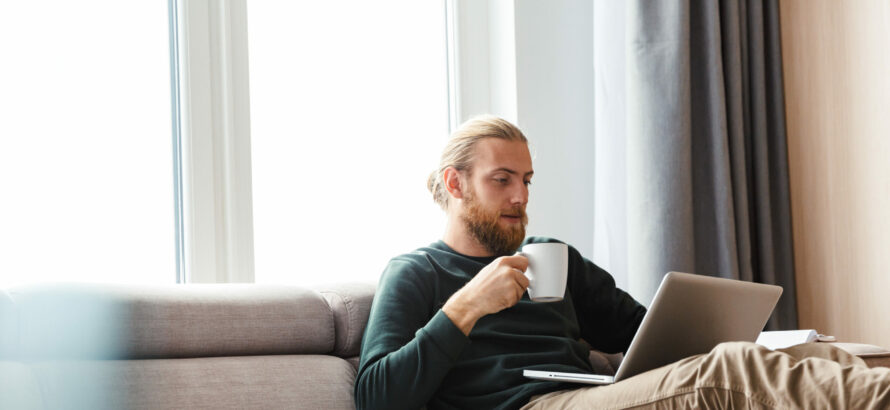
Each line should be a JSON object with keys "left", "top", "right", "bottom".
{"left": 755, "top": 329, "right": 817, "bottom": 350}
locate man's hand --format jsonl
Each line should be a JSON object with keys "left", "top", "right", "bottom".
{"left": 442, "top": 254, "right": 530, "bottom": 336}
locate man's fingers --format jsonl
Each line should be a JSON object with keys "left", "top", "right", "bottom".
{"left": 510, "top": 268, "right": 529, "bottom": 303}
{"left": 505, "top": 266, "right": 528, "bottom": 286}
{"left": 514, "top": 269, "right": 530, "bottom": 289}
{"left": 500, "top": 254, "right": 529, "bottom": 271}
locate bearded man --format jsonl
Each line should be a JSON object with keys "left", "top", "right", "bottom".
{"left": 354, "top": 116, "right": 890, "bottom": 409}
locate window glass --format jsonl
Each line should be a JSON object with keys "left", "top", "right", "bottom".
{"left": 247, "top": 1, "right": 449, "bottom": 285}
{"left": 0, "top": 1, "right": 174, "bottom": 286}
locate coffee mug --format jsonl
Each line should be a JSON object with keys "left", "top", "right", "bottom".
{"left": 518, "top": 243, "right": 568, "bottom": 302}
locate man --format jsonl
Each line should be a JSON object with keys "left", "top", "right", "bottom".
{"left": 355, "top": 116, "right": 890, "bottom": 409}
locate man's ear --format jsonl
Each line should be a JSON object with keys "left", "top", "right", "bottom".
{"left": 443, "top": 167, "right": 464, "bottom": 200}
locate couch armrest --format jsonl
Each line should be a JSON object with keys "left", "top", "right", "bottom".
{"left": 319, "top": 283, "right": 376, "bottom": 357}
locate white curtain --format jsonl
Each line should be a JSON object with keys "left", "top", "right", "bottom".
{"left": 592, "top": 0, "right": 630, "bottom": 293}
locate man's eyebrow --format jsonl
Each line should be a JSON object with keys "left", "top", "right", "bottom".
{"left": 490, "top": 167, "right": 534, "bottom": 177}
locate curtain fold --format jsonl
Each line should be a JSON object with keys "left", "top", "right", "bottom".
{"left": 596, "top": 0, "right": 797, "bottom": 330}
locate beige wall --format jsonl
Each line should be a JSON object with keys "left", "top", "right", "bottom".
{"left": 780, "top": 1, "right": 890, "bottom": 346}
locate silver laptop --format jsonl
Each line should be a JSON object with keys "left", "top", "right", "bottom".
{"left": 524, "top": 271, "right": 782, "bottom": 385}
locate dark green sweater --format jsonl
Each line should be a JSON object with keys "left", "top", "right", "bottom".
{"left": 355, "top": 237, "right": 646, "bottom": 410}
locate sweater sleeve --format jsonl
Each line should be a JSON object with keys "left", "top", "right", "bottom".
{"left": 354, "top": 257, "right": 469, "bottom": 410}
{"left": 567, "top": 245, "right": 647, "bottom": 354}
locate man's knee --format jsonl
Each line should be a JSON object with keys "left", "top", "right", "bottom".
{"left": 710, "top": 341, "right": 766, "bottom": 358}
{"left": 713, "top": 341, "right": 864, "bottom": 367}
{"left": 697, "top": 341, "right": 777, "bottom": 375}
{"left": 779, "top": 342, "right": 867, "bottom": 366}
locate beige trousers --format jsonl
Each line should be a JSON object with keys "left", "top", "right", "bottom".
{"left": 522, "top": 342, "right": 890, "bottom": 409}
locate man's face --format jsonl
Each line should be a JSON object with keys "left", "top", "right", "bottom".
{"left": 458, "top": 138, "right": 533, "bottom": 256}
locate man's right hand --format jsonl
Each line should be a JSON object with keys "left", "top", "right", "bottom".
{"left": 442, "top": 254, "right": 530, "bottom": 336}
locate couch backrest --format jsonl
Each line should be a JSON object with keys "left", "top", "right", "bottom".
{"left": 2, "top": 282, "right": 376, "bottom": 361}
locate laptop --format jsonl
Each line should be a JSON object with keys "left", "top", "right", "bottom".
{"left": 524, "top": 271, "right": 782, "bottom": 385}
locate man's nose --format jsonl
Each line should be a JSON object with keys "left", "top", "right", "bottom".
{"left": 510, "top": 182, "right": 529, "bottom": 206}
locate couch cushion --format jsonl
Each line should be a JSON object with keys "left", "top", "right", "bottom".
{"left": 346, "top": 355, "right": 360, "bottom": 371}
{"left": 320, "top": 283, "right": 375, "bottom": 357}
{"left": 0, "top": 361, "right": 43, "bottom": 409}
{"left": 30, "top": 355, "right": 356, "bottom": 410}
{"left": 8, "top": 283, "right": 336, "bottom": 359}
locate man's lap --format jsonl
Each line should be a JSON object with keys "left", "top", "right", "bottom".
{"left": 522, "top": 341, "right": 890, "bottom": 409}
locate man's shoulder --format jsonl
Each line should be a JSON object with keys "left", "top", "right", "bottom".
{"left": 382, "top": 244, "right": 444, "bottom": 279}
{"left": 376, "top": 244, "right": 449, "bottom": 296}
{"left": 388, "top": 243, "right": 440, "bottom": 265}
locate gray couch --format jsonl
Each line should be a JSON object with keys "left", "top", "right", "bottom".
{"left": 3, "top": 283, "right": 886, "bottom": 409}
{"left": 0, "top": 283, "right": 376, "bottom": 409}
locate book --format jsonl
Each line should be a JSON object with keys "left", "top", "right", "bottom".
{"left": 755, "top": 329, "right": 822, "bottom": 350}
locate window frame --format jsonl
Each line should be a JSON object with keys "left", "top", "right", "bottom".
{"left": 172, "top": 0, "right": 255, "bottom": 283}
{"left": 172, "top": 0, "right": 476, "bottom": 284}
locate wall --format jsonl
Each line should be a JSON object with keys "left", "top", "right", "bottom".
{"left": 513, "top": 0, "right": 596, "bottom": 258}
{"left": 780, "top": 1, "right": 890, "bottom": 345}
{"left": 591, "top": 0, "right": 629, "bottom": 291}
{"left": 453, "top": 0, "right": 597, "bottom": 259}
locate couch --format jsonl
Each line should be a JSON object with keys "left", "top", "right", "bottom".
{"left": 0, "top": 283, "right": 376, "bottom": 409}
{"left": 2, "top": 283, "right": 887, "bottom": 409}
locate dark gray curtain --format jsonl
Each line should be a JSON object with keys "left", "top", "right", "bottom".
{"left": 625, "top": 0, "right": 796, "bottom": 330}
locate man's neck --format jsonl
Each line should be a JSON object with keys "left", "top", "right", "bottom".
{"left": 442, "top": 217, "right": 493, "bottom": 257}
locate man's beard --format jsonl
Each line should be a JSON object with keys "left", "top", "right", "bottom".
{"left": 460, "top": 190, "right": 528, "bottom": 257}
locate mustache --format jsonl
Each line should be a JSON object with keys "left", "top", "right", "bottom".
{"left": 499, "top": 207, "right": 527, "bottom": 220}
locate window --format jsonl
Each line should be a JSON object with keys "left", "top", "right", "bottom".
{"left": 247, "top": 1, "right": 449, "bottom": 285}
{"left": 0, "top": 1, "right": 175, "bottom": 286}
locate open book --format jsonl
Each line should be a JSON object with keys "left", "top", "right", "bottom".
{"left": 755, "top": 329, "right": 834, "bottom": 350}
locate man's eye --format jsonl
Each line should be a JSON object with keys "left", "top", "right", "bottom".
{"left": 496, "top": 178, "right": 508, "bottom": 184}
{"left": 524, "top": 180, "right": 532, "bottom": 187}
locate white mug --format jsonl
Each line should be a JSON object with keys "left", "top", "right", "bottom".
{"left": 518, "top": 243, "right": 568, "bottom": 302}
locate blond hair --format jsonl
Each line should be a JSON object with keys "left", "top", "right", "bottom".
{"left": 427, "top": 115, "right": 528, "bottom": 210}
